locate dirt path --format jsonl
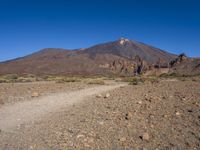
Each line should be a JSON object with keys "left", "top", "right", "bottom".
{"left": 0, "top": 83, "right": 126, "bottom": 132}
{"left": 0, "top": 80, "right": 199, "bottom": 149}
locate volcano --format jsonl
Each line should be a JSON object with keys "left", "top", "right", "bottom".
{"left": 0, "top": 38, "right": 177, "bottom": 75}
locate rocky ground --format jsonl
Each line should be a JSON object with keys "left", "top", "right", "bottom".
{"left": 0, "top": 79, "right": 200, "bottom": 150}
{"left": 0, "top": 81, "right": 96, "bottom": 105}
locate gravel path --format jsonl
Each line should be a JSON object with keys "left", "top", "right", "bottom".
{"left": 0, "top": 83, "right": 126, "bottom": 132}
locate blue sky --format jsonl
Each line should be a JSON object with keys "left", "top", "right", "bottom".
{"left": 0, "top": 0, "right": 200, "bottom": 62}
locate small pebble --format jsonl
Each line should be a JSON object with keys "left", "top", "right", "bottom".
{"left": 77, "top": 134, "right": 85, "bottom": 139}
{"left": 119, "top": 137, "right": 126, "bottom": 142}
{"left": 96, "top": 94, "right": 102, "bottom": 98}
{"left": 141, "top": 133, "right": 150, "bottom": 141}
{"left": 176, "top": 111, "right": 181, "bottom": 116}
{"left": 104, "top": 93, "right": 110, "bottom": 98}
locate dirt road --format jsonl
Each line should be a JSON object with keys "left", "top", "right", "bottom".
{"left": 0, "top": 83, "right": 126, "bottom": 131}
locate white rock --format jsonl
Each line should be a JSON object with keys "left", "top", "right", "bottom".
{"left": 104, "top": 93, "right": 110, "bottom": 98}
{"left": 176, "top": 111, "right": 181, "bottom": 116}
{"left": 119, "top": 137, "right": 126, "bottom": 142}
{"left": 77, "top": 134, "right": 85, "bottom": 139}
{"left": 98, "top": 121, "right": 104, "bottom": 125}
{"left": 96, "top": 94, "right": 102, "bottom": 98}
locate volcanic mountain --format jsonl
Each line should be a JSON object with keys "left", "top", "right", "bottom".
{"left": 0, "top": 38, "right": 177, "bottom": 75}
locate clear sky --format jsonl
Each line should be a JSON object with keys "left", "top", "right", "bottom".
{"left": 0, "top": 0, "right": 200, "bottom": 62}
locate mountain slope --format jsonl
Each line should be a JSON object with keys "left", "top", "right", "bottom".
{"left": 83, "top": 38, "right": 176, "bottom": 63}
{"left": 0, "top": 38, "right": 177, "bottom": 75}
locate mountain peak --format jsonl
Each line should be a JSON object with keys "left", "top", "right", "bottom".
{"left": 118, "top": 37, "right": 130, "bottom": 45}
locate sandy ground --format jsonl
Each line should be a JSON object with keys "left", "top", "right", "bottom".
{"left": 0, "top": 79, "right": 200, "bottom": 150}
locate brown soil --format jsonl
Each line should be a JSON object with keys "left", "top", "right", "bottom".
{"left": 0, "top": 79, "right": 200, "bottom": 150}
{"left": 0, "top": 81, "right": 95, "bottom": 104}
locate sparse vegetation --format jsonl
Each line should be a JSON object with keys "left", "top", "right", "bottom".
{"left": 122, "top": 77, "right": 142, "bottom": 85}
{"left": 17, "top": 77, "right": 37, "bottom": 82}
{"left": 87, "top": 79, "right": 105, "bottom": 85}
{"left": 159, "top": 73, "right": 180, "bottom": 78}
{"left": 55, "top": 77, "right": 81, "bottom": 83}
{"left": 121, "top": 76, "right": 160, "bottom": 85}
{"left": 159, "top": 72, "right": 200, "bottom": 82}
{"left": 0, "top": 74, "right": 39, "bottom": 83}
{"left": 160, "top": 72, "right": 200, "bottom": 78}
{"left": 0, "top": 75, "right": 84, "bottom": 83}
{"left": 0, "top": 74, "right": 19, "bottom": 83}
{"left": 0, "top": 77, "right": 7, "bottom": 83}
{"left": 1, "top": 73, "right": 198, "bottom": 84}
{"left": 6, "top": 74, "right": 18, "bottom": 80}
{"left": 143, "top": 76, "right": 159, "bottom": 83}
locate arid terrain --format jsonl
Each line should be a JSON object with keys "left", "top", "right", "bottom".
{"left": 1, "top": 0, "right": 200, "bottom": 149}
{"left": 0, "top": 77, "right": 199, "bottom": 150}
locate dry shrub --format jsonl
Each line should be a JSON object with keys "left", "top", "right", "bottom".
{"left": 121, "top": 77, "right": 141, "bottom": 85}
{"left": 55, "top": 77, "right": 81, "bottom": 83}
{"left": 87, "top": 79, "right": 105, "bottom": 85}
{"left": 0, "top": 74, "right": 18, "bottom": 83}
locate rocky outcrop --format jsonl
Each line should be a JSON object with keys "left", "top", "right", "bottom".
{"left": 109, "top": 59, "right": 135, "bottom": 75}
{"left": 169, "top": 53, "right": 188, "bottom": 67}
{"left": 109, "top": 55, "right": 150, "bottom": 76}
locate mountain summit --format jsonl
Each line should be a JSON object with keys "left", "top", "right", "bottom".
{"left": 83, "top": 38, "right": 176, "bottom": 63}
{"left": 0, "top": 38, "right": 176, "bottom": 75}
{"left": 118, "top": 38, "right": 130, "bottom": 45}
